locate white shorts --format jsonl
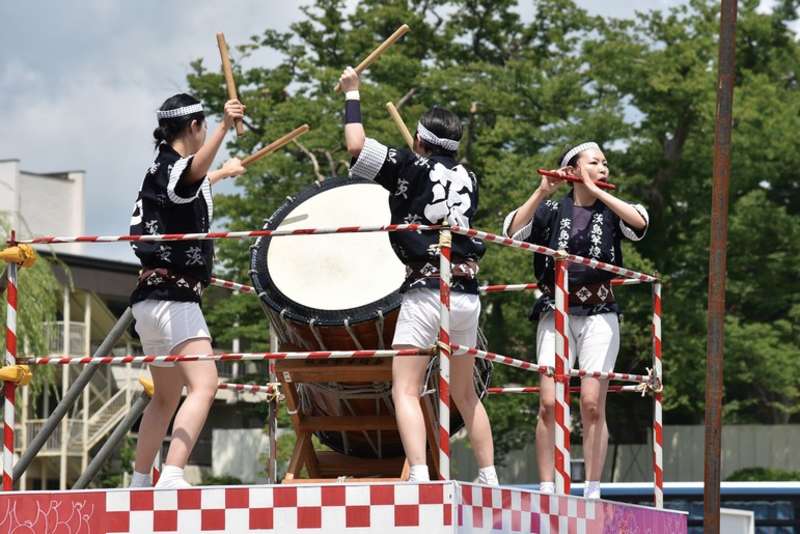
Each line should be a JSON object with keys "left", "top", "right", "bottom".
{"left": 132, "top": 300, "right": 212, "bottom": 368}
{"left": 392, "top": 288, "right": 480, "bottom": 349}
{"left": 536, "top": 312, "right": 620, "bottom": 373}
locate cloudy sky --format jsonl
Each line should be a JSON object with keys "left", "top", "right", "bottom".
{"left": 0, "top": 1, "right": 766, "bottom": 262}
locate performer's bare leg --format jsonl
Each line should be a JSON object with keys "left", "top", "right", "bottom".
{"left": 133, "top": 366, "right": 183, "bottom": 476}
{"left": 580, "top": 377, "right": 609, "bottom": 482}
{"left": 450, "top": 353, "right": 493, "bottom": 467}
{"left": 166, "top": 339, "right": 218, "bottom": 467}
{"left": 391, "top": 346, "right": 431, "bottom": 467}
{"left": 535, "top": 374, "right": 556, "bottom": 488}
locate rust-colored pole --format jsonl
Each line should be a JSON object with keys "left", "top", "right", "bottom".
{"left": 705, "top": 0, "right": 737, "bottom": 531}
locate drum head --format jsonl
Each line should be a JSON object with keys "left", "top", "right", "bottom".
{"left": 250, "top": 177, "right": 406, "bottom": 326}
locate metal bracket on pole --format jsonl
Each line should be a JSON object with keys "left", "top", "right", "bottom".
{"left": 0, "top": 365, "right": 32, "bottom": 386}
{"left": 0, "top": 244, "right": 37, "bottom": 268}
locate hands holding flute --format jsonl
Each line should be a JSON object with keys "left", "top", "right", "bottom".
{"left": 536, "top": 168, "right": 617, "bottom": 192}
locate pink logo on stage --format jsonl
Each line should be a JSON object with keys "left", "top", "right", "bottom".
{"left": 0, "top": 499, "right": 95, "bottom": 534}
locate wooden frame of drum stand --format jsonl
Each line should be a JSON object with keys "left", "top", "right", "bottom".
{"left": 277, "top": 358, "right": 441, "bottom": 483}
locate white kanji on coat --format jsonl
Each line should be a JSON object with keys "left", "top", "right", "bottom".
{"left": 157, "top": 245, "right": 172, "bottom": 263}
{"left": 395, "top": 177, "right": 410, "bottom": 199}
{"left": 185, "top": 246, "right": 204, "bottom": 266}
{"left": 423, "top": 163, "right": 473, "bottom": 226}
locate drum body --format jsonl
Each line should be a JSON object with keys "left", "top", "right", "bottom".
{"left": 250, "top": 177, "right": 405, "bottom": 351}
{"left": 250, "top": 177, "right": 490, "bottom": 459}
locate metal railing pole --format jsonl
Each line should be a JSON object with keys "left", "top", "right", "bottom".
{"left": 652, "top": 281, "right": 664, "bottom": 508}
{"left": 72, "top": 391, "right": 149, "bottom": 489}
{"left": 437, "top": 227, "right": 452, "bottom": 480}
{"left": 705, "top": 1, "right": 738, "bottom": 531}
{"left": 3, "top": 261, "right": 18, "bottom": 490}
{"left": 553, "top": 253, "right": 571, "bottom": 496}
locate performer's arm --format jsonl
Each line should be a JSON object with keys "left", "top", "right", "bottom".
{"left": 506, "top": 173, "right": 564, "bottom": 237}
{"left": 591, "top": 189, "right": 646, "bottom": 231}
{"left": 185, "top": 100, "right": 246, "bottom": 184}
{"left": 340, "top": 67, "right": 366, "bottom": 157}
{"left": 576, "top": 171, "right": 647, "bottom": 231}
{"left": 208, "top": 158, "right": 246, "bottom": 186}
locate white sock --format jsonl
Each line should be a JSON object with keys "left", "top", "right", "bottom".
{"left": 130, "top": 471, "right": 151, "bottom": 488}
{"left": 478, "top": 465, "right": 499, "bottom": 486}
{"left": 584, "top": 481, "right": 601, "bottom": 499}
{"left": 539, "top": 481, "right": 555, "bottom": 494}
{"left": 408, "top": 464, "right": 430, "bottom": 482}
{"left": 154, "top": 465, "right": 191, "bottom": 489}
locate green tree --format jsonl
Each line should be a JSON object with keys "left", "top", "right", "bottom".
{"left": 186, "top": 0, "right": 800, "bottom": 464}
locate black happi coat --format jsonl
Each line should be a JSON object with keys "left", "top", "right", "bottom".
{"left": 350, "top": 138, "right": 485, "bottom": 293}
{"left": 129, "top": 142, "right": 214, "bottom": 304}
{"left": 503, "top": 192, "right": 648, "bottom": 317}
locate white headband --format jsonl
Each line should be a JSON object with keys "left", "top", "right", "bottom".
{"left": 156, "top": 103, "right": 204, "bottom": 120}
{"left": 560, "top": 142, "right": 600, "bottom": 168}
{"left": 416, "top": 122, "right": 460, "bottom": 152}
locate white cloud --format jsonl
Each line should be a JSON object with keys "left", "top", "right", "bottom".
{"left": 0, "top": 1, "right": 303, "bottom": 261}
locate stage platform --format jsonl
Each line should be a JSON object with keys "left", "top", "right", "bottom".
{"left": 0, "top": 481, "right": 687, "bottom": 533}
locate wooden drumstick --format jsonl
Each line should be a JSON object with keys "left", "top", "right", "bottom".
{"left": 242, "top": 124, "right": 310, "bottom": 167}
{"left": 537, "top": 168, "right": 617, "bottom": 190}
{"left": 386, "top": 102, "right": 414, "bottom": 150}
{"left": 334, "top": 24, "right": 410, "bottom": 92}
{"left": 216, "top": 32, "right": 246, "bottom": 136}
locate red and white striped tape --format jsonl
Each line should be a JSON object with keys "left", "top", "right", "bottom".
{"left": 16, "top": 223, "right": 440, "bottom": 245}
{"left": 25, "top": 348, "right": 432, "bottom": 366}
{"left": 478, "top": 278, "right": 644, "bottom": 295}
{"left": 151, "top": 449, "right": 161, "bottom": 486}
{"left": 209, "top": 277, "right": 256, "bottom": 294}
{"left": 217, "top": 382, "right": 278, "bottom": 395}
{"left": 209, "top": 277, "right": 644, "bottom": 297}
{"left": 449, "top": 344, "right": 551, "bottom": 375}
{"left": 3, "top": 263, "right": 17, "bottom": 491}
{"left": 652, "top": 282, "right": 664, "bottom": 508}
{"left": 268, "top": 358, "right": 278, "bottom": 483}
{"left": 450, "top": 226, "right": 658, "bottom": 283}
{"left": 479, "top": 283, "right": 539, "bottom": 294}
{"left": 437, "top": 229, "right": 452, "bottom": 480}
{"left": 24, "top": 344, "right": 655, "bottom": 385}
{"left": 553, "top": 257, "right": 571, "bottom": 495}
{"left": 487, "top": 384, "right": 640, "bottom": 394}
{"left": 16, "top": 222, "right": 658, "bottom": 285}
{"left": 568, "top": 368, "right": 653, "bottom": 384}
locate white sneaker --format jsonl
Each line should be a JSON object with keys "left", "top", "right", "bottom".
{"left": 583, "top": 481, "right": 601, "bottom": 499}
{"left": 129, "top": 471, "right": 152, "bottom": 488}
{"left": 539, "top": 482, "right": 555, "bottom": 495}
{"left": 155, "top": 477, "right": 192, "bottom": 489}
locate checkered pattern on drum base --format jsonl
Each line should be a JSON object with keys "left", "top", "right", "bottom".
{"left": 458, "top": 484, "right": 594, "bottom": 533}
{"left": 0, "top": 481, "right": 686, "bottom": 534}
{"left": 106, "top": 483, "right": 453, "bottom": 534}
{"left": 456, "top": 483, "right": 689, "bottom": 534}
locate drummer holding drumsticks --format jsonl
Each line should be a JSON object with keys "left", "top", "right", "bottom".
{"left": 340, "top": 67, "right": 498, "bottom": 486}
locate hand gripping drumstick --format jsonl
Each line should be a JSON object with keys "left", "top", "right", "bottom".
{"left": 216, "top": 32, "right": 246, "bottom": 136}
{"left": 334, "top": 24, "right": 410, "bottom": 92}
{"left": 386, "top": 102, "right": 415, "bottom": 149}
{"left": 537, "top": 168, "right": 617, "bottom": 191}
{"left": 242, "top": 124, "right": 310, "bottom": 167}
